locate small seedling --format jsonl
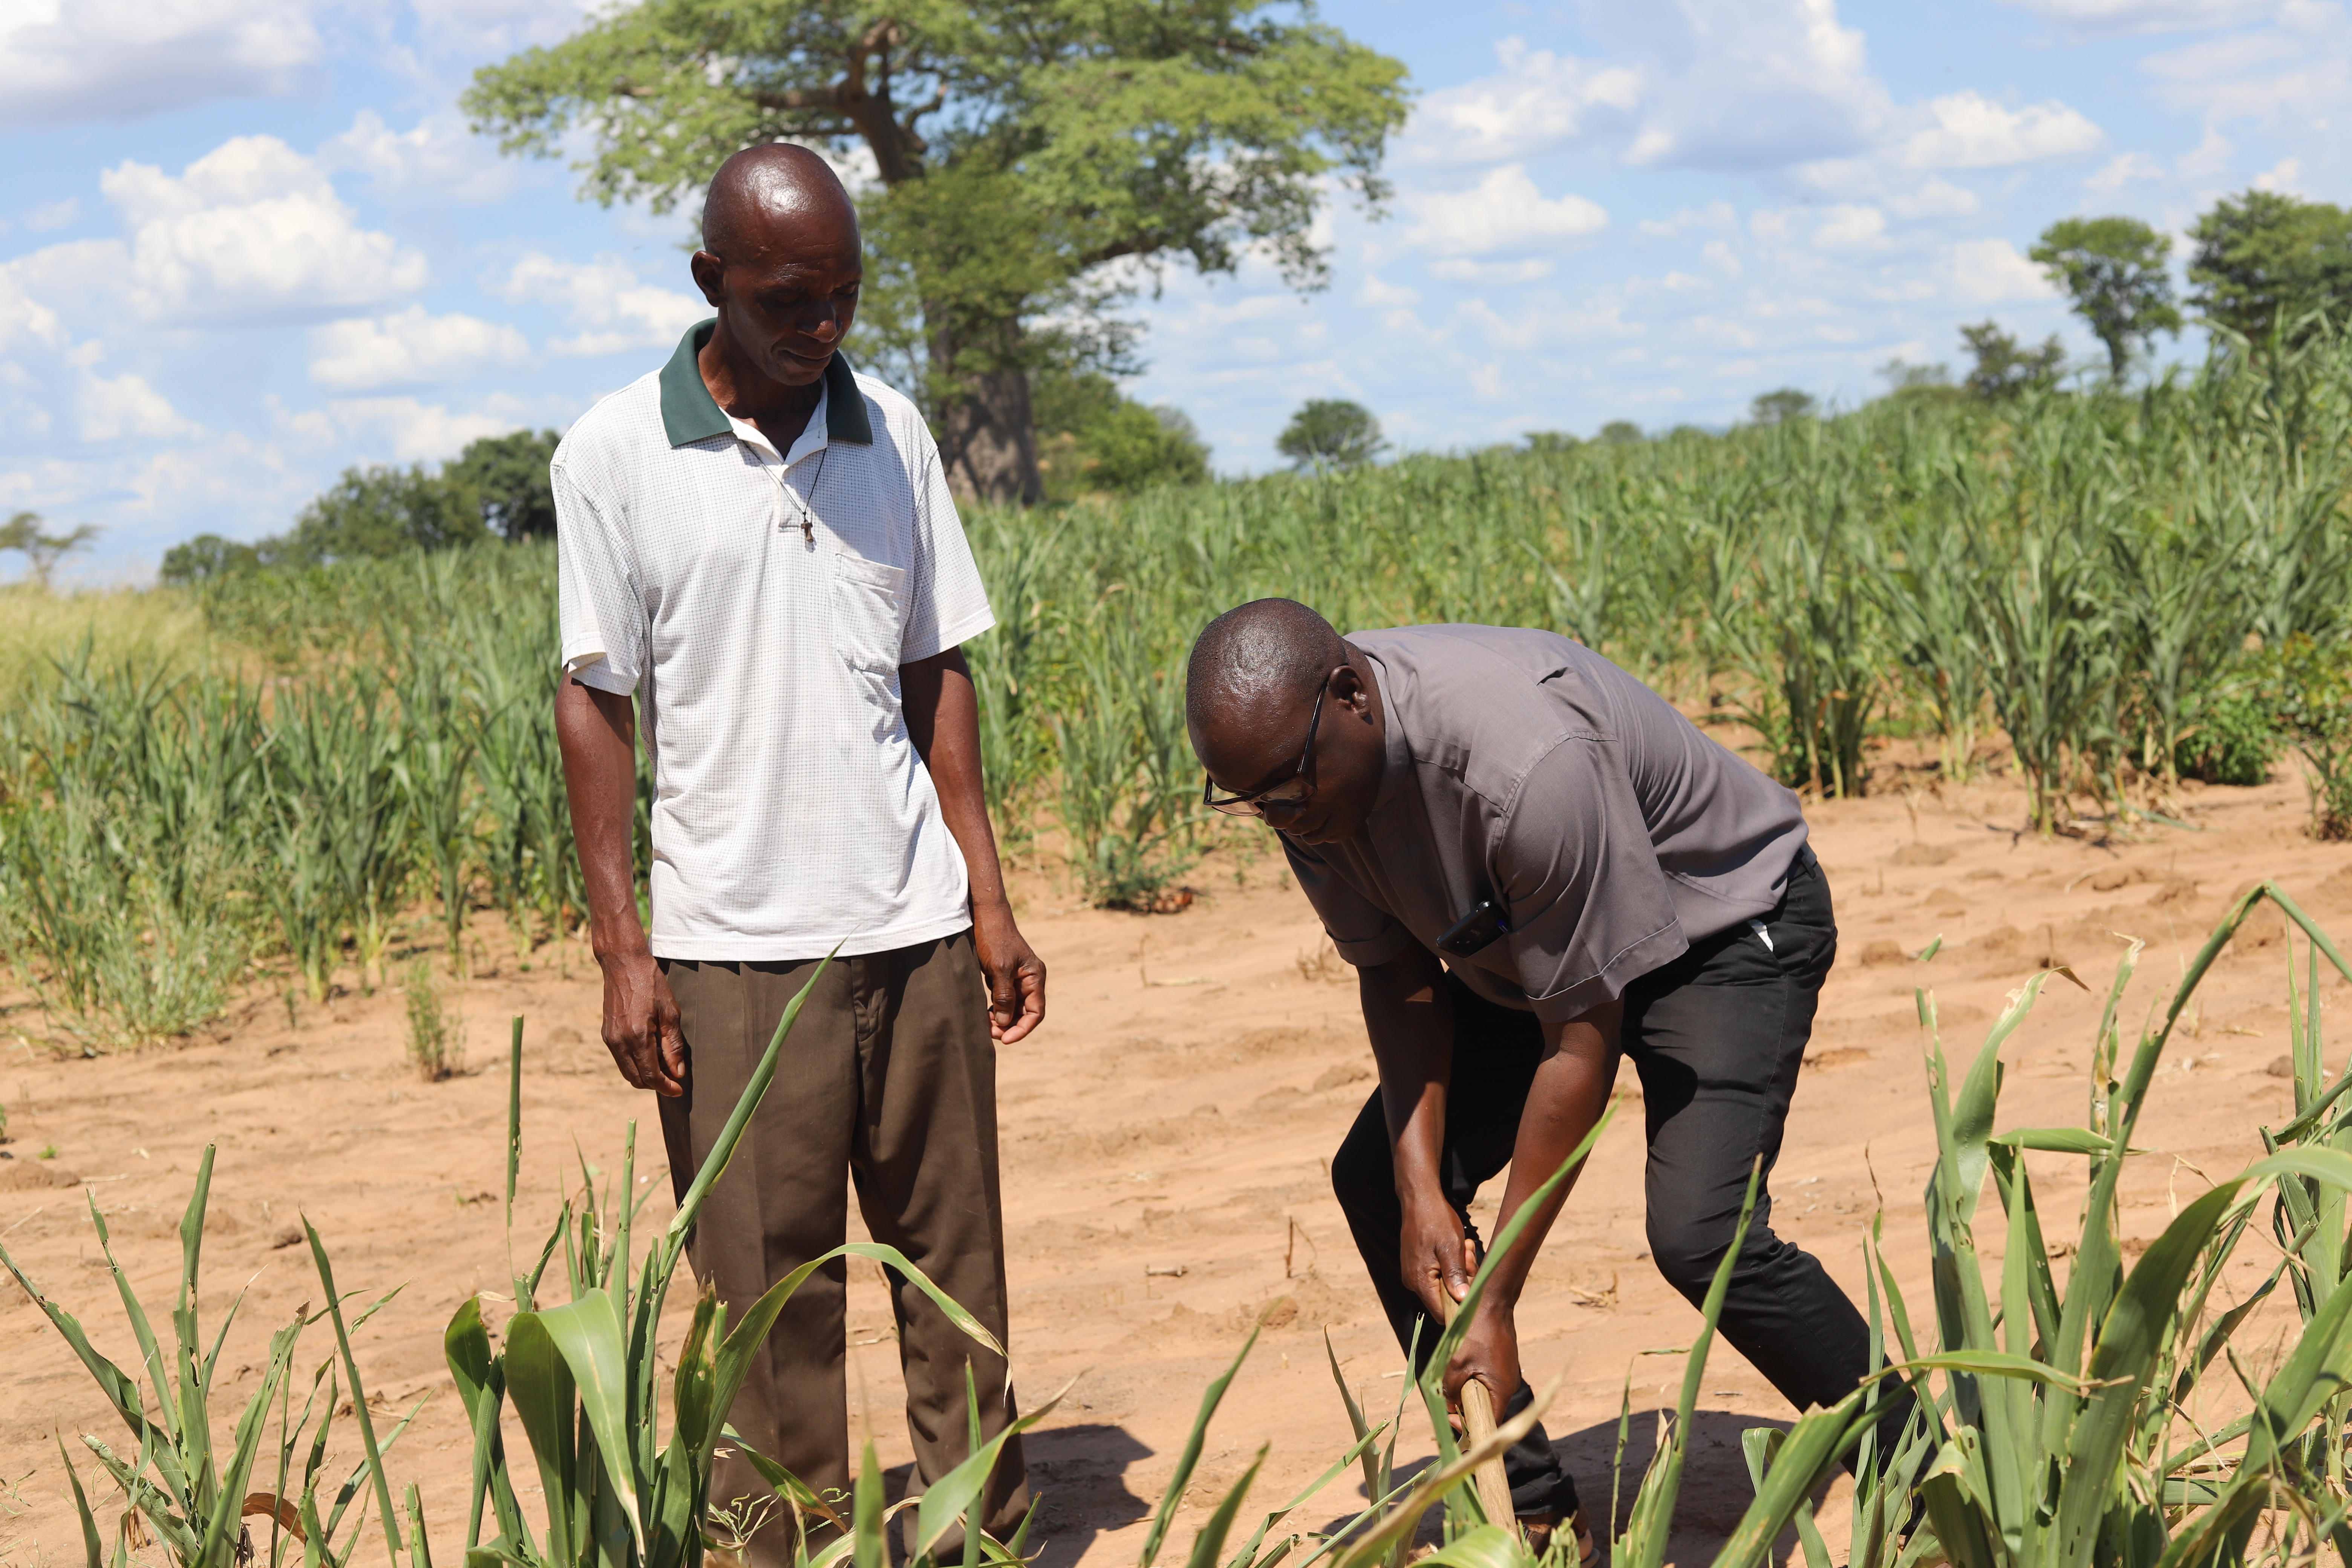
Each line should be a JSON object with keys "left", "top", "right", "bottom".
{"left": 403, "top": 959, "right": 462, "bottom": 1082}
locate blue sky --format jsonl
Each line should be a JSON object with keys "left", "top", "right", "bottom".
{"left": 1, "top": 0, "right": 2344, "bottom": 581}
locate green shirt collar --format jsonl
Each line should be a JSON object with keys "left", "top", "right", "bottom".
{"left": 658, "top": 318, "right": 873, "bottom": 449}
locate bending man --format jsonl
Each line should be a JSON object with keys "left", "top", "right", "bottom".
{"left": 1185, "top": 601, "right": 1878, "bottom": 1551}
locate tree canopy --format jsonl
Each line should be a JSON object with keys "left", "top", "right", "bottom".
{"left": 1, "top": 511, "right": 99, "bottom": 588}
{"left": 1031, "top": 371, "right": 1210, "bottom": 499}
{"left": 1276, "top": 398, "right": 1383, "bottom": 470}
{"left": 463, "top": 1, "right": 1410, "bottom": 504}
{"left": 2188, "top": 190, "right": 2352, "bottom": 347}
{"left": 2030, "top": 215, "right": 2182, "bottom": 378}
{"left": 1959, "top": 321, "right": 2066, "bottom": 400}
{"left": 1749, "top": 387, "right": 1817, "bottom": 426}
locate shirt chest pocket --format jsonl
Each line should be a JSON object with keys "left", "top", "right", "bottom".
{"left": 830, "top": 553, "right": 909, "bottom": 673}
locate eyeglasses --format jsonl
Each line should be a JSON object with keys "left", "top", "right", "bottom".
{"left": 1203, "top": 683, "right": 1326, "bottom": 818}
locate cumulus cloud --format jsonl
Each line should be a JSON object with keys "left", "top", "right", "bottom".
{"left": 75, "top": 360, "right": 198, "bottom": 443}
{"left": 4, "top": 137, "right": 433, "bottom": 329}
{"left": 2140, "top": 6, "right": 2352, "bottom": 127}
{"left": 1399, "top": 3, "right": 2103, "bottom": 192}
{"left": 1404, "top": 166, "right": 1608, "bottom": 258}
{"left": 1896, "top": 91, "right": 2104, "bottom": 167}
{"left": 317, "top": 397, "right": 522, "bottom": 463}
{"left": 309, "top": 306, "right": 533, "bottom": 392}
{"left": 493, "top": 253, "right": 708, "bottom": 357}
{"left": 405, "top": 0, "right": 602, "bottom": 55}
{"left": 1993, "top": 0, "right": 2285, "bottom": 35}
{"left": 0, "top": 0, "right": 320, "bottom": 127}
{"left": 322, "top": 110, "right": 523, "bottom": 204}
{"left": 1404, "top": 39, "right": 1640, "bottom": 165}
{"left": 0, "top": 270, "right": 67, "bottom": 352}
{"left": 1946, "top": 237, "right": 2056, "bottom": 303}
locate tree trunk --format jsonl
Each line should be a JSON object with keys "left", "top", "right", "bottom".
{"left": 926, "top": 314, "right": 1043, "bottom": 505}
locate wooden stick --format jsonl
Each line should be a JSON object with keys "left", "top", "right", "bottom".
{"left": 1438, "top": 1293, "right": 1519, "bottom": 1533}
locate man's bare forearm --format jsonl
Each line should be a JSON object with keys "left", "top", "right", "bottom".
{"left": 901, "top": 648, "right": 1010, "bottom": 913}
{"left": 1484, "top": 1002, "right": 1620, "bottom": 1308}
{"left": 555, "top": 677, "right": 648, "bottom": 958}
{"left": 901, "top": 646, "right": 1047, "bottom": 1043}
{"left": 1360, "top": 944, "right": 1455, "bottom": 1202}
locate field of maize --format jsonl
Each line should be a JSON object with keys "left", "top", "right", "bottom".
{"left": 4, "top": 332, "right": 2352, "bottom": 1567}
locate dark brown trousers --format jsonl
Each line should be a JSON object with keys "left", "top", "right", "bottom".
{"left": 658, "top": 932, "right": 1026, "bottom": 1564}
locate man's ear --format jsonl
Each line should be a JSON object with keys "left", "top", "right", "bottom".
{"left": 1334, "top": 662, "right": 1373, "bottom": 716}
{"left": 689, "top": 250, "right": 726, "bottom": 307}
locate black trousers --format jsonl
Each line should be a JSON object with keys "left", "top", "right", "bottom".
{"left": 1331, "top": 849, "right": 1873, "bottom": 1518}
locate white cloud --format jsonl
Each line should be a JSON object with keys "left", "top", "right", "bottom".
{"left": 2252, "top": 155, "right": 2304, "bottom": 190}
{"left": 321, "top": 110, "right": 523, "bottom": 205}
{"left": 1355, "top": 274, "right": 1422, "bottom": 308}
{"left": 0, "top": 0, "right": 319, "bottom": 127}
{"left": 2085, "top": 151, "right": 2168, "bottom": 190}
{"left": 0, "top": 270, "right": 67, "bottom": 352}
{"left": 1638, "top": 202, "right": 1740, "bottom": 240}
{"left": 320, "top": 397, "right": 522, "bottom": 463}
{"left": 1404, "top": 166, "right": 1608, "bottom": 258}
{"left": 1430, "top": 258, "right": 1558, "bottom": 283}
{"left": 1994, "top": 0, "right": 2284, "bottom": 35}
{"left": 405, "top": 0, "right": 600, "bottom": 55}
{"left": 76, "top": 361, "right": 197, "bottom": 443}
{"left": 1946, "top": 237, "right": 2056, "bottom": 303}
{"left": 2141, "top": 6, "right": 2352, "bottom": 127}
{"left": 1404, "top": 38, "right": 1640, "bottom": 165}
{"left": 309, "top": 306, "right": 533, "bottom": 392}
{"left": 494, "top": 253, "right": 709, "bottom": 357}
{"left": 28, "top": 136, "right": 433, "bottom": 327}
{"left": 1896, "top": 91, "right": 2104, "bottom": 168}
{"left": 1814, "top": 204, "right": 1888, "bottom": 248}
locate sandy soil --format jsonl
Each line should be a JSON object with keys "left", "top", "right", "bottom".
{"left": 5, "top": 758, "right": 2349, "bottom": 1568}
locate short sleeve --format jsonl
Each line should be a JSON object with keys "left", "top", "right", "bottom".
{"left": 555, "top": 458, "right": 646, "bottom": 695}
{"left": 900, "top": 423, "right": 996, "bottom": 663}
{"left": 1282, "top": 838, "right": 1411, "bottom": 968}
{"left": 1496, "top": 737, "right": 1689, "bottom": 1020}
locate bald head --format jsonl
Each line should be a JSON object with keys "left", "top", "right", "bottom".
{"left": 702, "top": 143, "right": 858, "bottom": 260}
{"left": 1186, "top": 598, "right": 1347, "bottom": 727}
{"left": 1185, "top": 599, "right": 1387, "bottom": 845}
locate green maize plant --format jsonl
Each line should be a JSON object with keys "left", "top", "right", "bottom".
{"left": 462, "top": 581, "right": 577, "bottom": 963}
{"left": 960, "top": 509, "right": 1063, "bottom": 852}
{"left": 1049, "top": 593, "right": 1199, "bottom": 910}
{"left": 441, "top": 976, "right": 1028, "bottom": 1568}
{"left": 1705, "top": 465, "right": 1888, "bottom": 800}
{"left": 265, "top": 674, "right": 414, "bottom": 996}
{"left": 392, "top": 630, "right": 482, "bottom": 964}
{"left": 1812, "top": 882, "right": 2352, "bottom": 1568}
{"left": 0, "top": 658, "right": 258, "bottom": 1046}
{"left": 0, "top": 1147, "right": 422, "bottom": 1568}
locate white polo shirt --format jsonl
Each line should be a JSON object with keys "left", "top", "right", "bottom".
{"left": 554, "top": 320, "right": 996, "bottom": 961}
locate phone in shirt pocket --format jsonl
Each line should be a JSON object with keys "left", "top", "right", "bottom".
{"left": 1436, "top": 899, "right": 1510, "bottom": 958}
{"left": 830, "top": 552, "right": 910, "bottom": 673}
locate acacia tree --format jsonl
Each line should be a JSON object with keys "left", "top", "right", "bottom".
{"left": 2188, "top": 189, "right": 2352, "bottom": 348}
{"left": 2029, "top": 215, "right": 2182, "bottom": 378}
{"left": 465, "top": 2, "right": 1410, "bottom": 503}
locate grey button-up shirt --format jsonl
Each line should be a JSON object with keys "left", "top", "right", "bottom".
{"left": 1282, "top": 624, "right": 1810, "bottom": 1022}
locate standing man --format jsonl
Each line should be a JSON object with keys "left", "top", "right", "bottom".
{"left": 1186, "top": 600, "right": 1885, "bottom": 1554}
{"left": 553, "top": 144, "right": 1044, "bottom": 1563}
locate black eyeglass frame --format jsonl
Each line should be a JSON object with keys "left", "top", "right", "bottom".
{"left": 1202, "top": 681, "right": 1328, "bottom": 818}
